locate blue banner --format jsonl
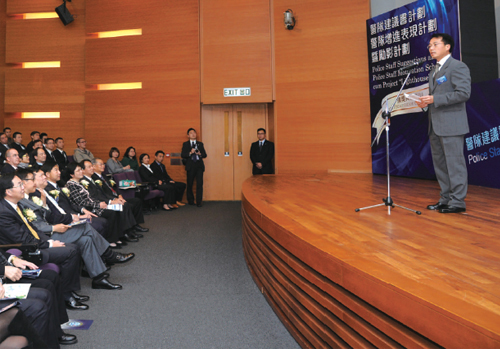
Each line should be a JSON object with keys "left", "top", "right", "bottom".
{"left": 367, "top": 0, "right": 460, "bottom": 179}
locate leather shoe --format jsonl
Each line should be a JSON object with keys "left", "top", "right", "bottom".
{"left": 122, "top": 233, "right": 139, "bottom": 242}
{"left": 134, "top": 232, "right": 144, "bottom": 238}
{"left": 65, "top": 297, "right": 89, "bottom": 311}
{"left": 427, "top": 202, "right": 448, "bottom": 210}
{"left": 439, "top": 205, "right": 466, "bottom": 213}
{"left": 71, "top": 291, "right": 89, "bottom": 302}
{"left": 92, "top": 277, "right": 123, "bottom": 290}
{"left": 134, "top": 225, "right": 149, "bottom": 232}
{"left": 107, "top": 252, "right": 135, "bottom": 265}
{"left": 58, "top": 332, "right": 77, "bottom": 345}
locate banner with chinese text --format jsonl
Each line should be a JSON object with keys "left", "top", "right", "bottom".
{"left": 367, "top": 0, "right": 460, "bottom": 179}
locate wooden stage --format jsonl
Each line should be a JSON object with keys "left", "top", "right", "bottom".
{"left": 241, "top": 174, "right": 500, "bottom": 349}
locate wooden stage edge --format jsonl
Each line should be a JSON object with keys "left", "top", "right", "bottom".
{"left": 241, "top": 173, "right": 500, "bottom": 349}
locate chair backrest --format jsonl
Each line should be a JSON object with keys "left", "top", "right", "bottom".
{"left": 67, "top": 155, "right": 74, "bottom": 163}
{"left": 112, "top": 172, "right": 135, "bottom": 199}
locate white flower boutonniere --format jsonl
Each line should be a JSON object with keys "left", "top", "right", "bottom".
{"left": 31, "top": 196, "right": 43, "bottom": 207}
{"left": 95, "top": 179, "right": 103, "bottom": 187}
{"left": 49, "top": 189, "right": 60, "bottom": 199}
{"left": 22, "top": 208, "right": 37, "bottom": 222}
{"left": 109, "top": 179, "right": 116, "bottom": 186}
{"left": 80, "top": 180, "right": 89, "bottom": 189}
{"left": 62, "top": 188, "right": 70, "bottom": 197}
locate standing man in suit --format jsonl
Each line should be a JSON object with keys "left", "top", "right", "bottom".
{"left": 181, "top": 128, "right": 207, "bottom": 207}
{"left": 416, "top": 33, "right": 471, "bottom": 214}
{"left": 250, "top": 128, "right": 275, "bottom": 175}
{"left": 53, "top": 137, "right": 69, "bottom": 170}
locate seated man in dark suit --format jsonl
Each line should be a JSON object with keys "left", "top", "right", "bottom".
{"left": 44, "top": 138, "right": 57, "bottom": 163}
{"left": 92, "top": 158, "right": 149, "bottom": 232}
{"left": 53, "top": 137, "right": 69, "bottom": 170}
{"left": 26, "top": 131, "right": 40, "bottom": 156}
{"left": 250, "top": 128, "right": 275, "bottom": 175}
{"left": 18, "top": 168, "right": 133, "bottom": 291}
{"left": 10, "top": 133, "right": 29, "bottom": 166}
{"left": 181, "top": 128, "right": 207, "bottom": 207}
{"left": 30, "top": 147, "right": 46, "bottom": 167}
{"left": 1, "top": 149, "right": 21, "bottom": 175}
{"left": 0, "top": 249, "right": 77, "bottom": 346}
{"left": 3, "top": 127, "right": 13, "bottom": 145}
{"left": 0, "top": 132, "right": 10, "bottom": 168}
{"left": 150, "top": 151, "right": 186, "bottom": 208}
{"left": 0, "top": 173, "right": 83, "bottom": 311}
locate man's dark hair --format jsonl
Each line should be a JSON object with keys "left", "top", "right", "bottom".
{"left": 41, "top": 161, "right": 58, "bottom": 175}
{"left": 44, "top": 138, "right": 54, "bottom": 144}
{"left": 80, "top": 160, "right": 92, "bottom": 169}
{"left": 13, "top": 132, "right": 21, "bottom": 139}
{"left": 3, "top": 127, "right": 11, "bottom": 132}
{"left": 30, "top": 131, "right": 40, "bottom": 137}
{"left": 257, "top": 128, "right": 266, "bottom": 134}
{"left": 76, "top": 138, "right": 84, "bottom": 145}
{"left": 55, "top": 137, "right": 63, "bottom": 143}
{"left": 17, "top": 168, "right": 34, "bottom": 181}
{"left": 40, "top": 133, "right": 47, "bottom": 139}
{"left": 431, "top": 33, "right": 454, "bottom": 53}
{"left": 187, "top": 128, "right": 196, "bottom": 135}
{"left": 35, "top": 147, "right": 45, "bottom": 157}
{"left": 155, "top": 150, "right": 165, "bottom": 156}
{"left": 109, "top": 147, "right": 120, "bottom": 158}
{"left": 139, "top": 153, "right": 149, "bottom": 163}
{"left": 33, "top": 140, "right": 42, "bottom": 146}
{"left": 0, "top": 173, "right": 16, "bottom": 198}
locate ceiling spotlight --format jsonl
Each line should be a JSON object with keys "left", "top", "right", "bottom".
{"left": 55, "top": 0, "right": 74, "bottom": 26}
{"left": 284, "top": 9, "right": 295, "bottom": 30}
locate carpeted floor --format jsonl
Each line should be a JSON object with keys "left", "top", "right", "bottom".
{"left": 69, "top": 201, "right": 300, "bottom": 349}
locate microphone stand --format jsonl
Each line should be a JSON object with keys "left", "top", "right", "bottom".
{"left": 355, "top": 69, "right": 422, "bottom": 215}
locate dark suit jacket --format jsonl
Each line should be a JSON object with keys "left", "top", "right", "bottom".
{"left": 0, "top": 198, "right": 51, "bottom": 249}
{"left": 138, "top": 165, "right": 158, "bottom": 184}
{"left": 150, "top": 161, "right": 174, "bottom": 182}
{"left": 44, "top": 149, "right": 57, "bottom": 163}
{"left": 46, "top": 181, "right": 83, "bottom": 214}
{"left": 11, "top": 143, "right": 27, "bottom": 157}
{"left": 92, "top": 173, "right": 118, "bottom": 200}
{"left": 52, "top": 149, "right": 69, "bottom": 169}
{"left": 30, "top": 191, "right": 73, "bottom": 225}
{"left": 82, "top": 176, "right": 109, "bottom": 203}
{"left": 250, "top": 140, "right": 274, "bottom": 175}
{"left": 1, "top": 164, "right": 16, "bottom": 175}
{"left": 181, "top": 141, "right": 207, "bottom": 172}
{"left": 0, "top": 143, "right": 9, "bottom": 165}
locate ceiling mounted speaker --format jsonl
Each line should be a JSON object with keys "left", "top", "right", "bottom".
{"left": 55, "top": 2, "right": 74, "bottom": 26}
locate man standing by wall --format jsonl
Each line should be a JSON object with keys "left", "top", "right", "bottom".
{"left": 250, "top": 128, "right": 274, "bottom": 175}
{"left": 417, "top": 33, "right": 471, "bottom": 214}
{"left": 181, "top": 128, "right": 207, "bottom": 207}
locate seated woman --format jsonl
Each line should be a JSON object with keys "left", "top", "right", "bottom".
{"left": 121, "top": 147, "right": 140, "bottom": 171}
{"left": 106, "top": 147, "right": 133, "bottom": 174}
{"left": 138, "top": 153, "right": 176, "bottom": 211}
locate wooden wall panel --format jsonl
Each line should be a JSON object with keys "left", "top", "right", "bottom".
{"left": 84, "top": 0, "right": 200, "bottom": 182}
{"left": 273, "top": 0, "right": 372, "bottom": 174}
{"left": 201, "top": 0, "right": 273, "bottom": 104}
{"left": 0, "top": 1, "right": 6, "bottom": 129}
{"left": 3, "top": 1, "right": 85, "bottom": 147}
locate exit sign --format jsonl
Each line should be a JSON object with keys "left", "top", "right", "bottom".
{"left": 223, "top": 87, "right": 251, "bottom": 97}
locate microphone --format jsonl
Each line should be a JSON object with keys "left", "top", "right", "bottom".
{"left": 398, "top": 61, "right": 422, "bottom": 72}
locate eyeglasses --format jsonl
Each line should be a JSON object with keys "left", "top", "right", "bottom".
{"left": 427, "top": 42, "right": 444, "bottom": 50}
{"left": 11, "top": 182, "right": 24, "bottom": 188}
{"left": 23, "top": 177, "right": 35, "bottom": 182}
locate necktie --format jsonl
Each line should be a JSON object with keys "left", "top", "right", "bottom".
{"left": 16, "top": 206, "right": 40, "bottom": 240}
{"left": 259, "top": 141, "right": 263, "bottom": 151}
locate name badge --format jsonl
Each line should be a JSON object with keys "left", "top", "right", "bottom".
{"left": 437, "top": 75, "right": 447, "bottom": 85}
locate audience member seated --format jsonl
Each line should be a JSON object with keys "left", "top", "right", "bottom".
{"left": 26, "top": 131, "right": 40, "bottom": 156}
{"left": 3, "top": 127, "right": 13, "bottom": 145}
{"left": 150, "top": 151, "right": 186, "bottom": 208}
{"left": 73, "top": 138, "right": 94, "bottom": 163}
{"left": 30, "top": 147, "right": 46, "bottom": 167}
{"left": 106, "top": 147, "right": 133, "bottom": 174}
{"left": 1, "top": 149, "right": 20, "bottom": 175}
{"left": 10, "top": 133, "right": 29, "bottom": 166}
{"left": 64, "top": 162, "right": 136, "bottom": 246}
{"left": 92, "top": 158, "right": 149, "bottom": 234}
{"left": 44, "top": 138, "right": 57, "bottom": 163}
{"left": 0, "top": 249, "right": 77, "bottom": 347}
{"left": 53, "top": 137, "right": 69, "bottom": 170}
{"left": 40, "top": 133, "right": 48, "bottom": 146}
{"left": 18, "top": 168, "right": 134, "bottom": 291}
{"left": 139, "top": 153, "right": 177, "bottom": 211}
{"left": 121, "top": 147, "right": 140, "bottom": 171}
{"left": 0, "top": 305, "right": 45, "bottom": 349}
{"left": 0, "top": 133, "right": 10, "bottom": 168}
